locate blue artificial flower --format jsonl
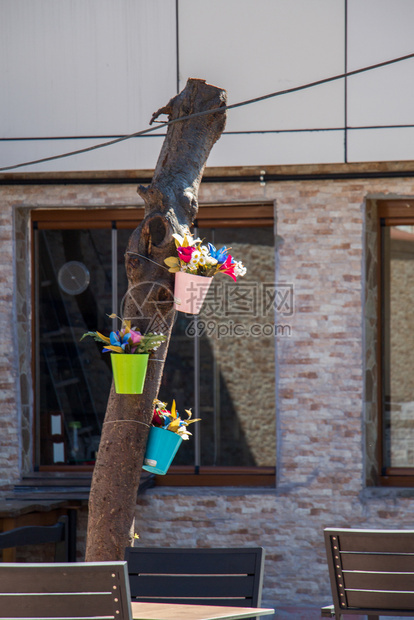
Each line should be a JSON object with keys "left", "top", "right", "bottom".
{"left": 208, "top": 242, "right": 229, "bottom": 264}
{"left": 110, "top": 330, "right": 130, "bottom": 351}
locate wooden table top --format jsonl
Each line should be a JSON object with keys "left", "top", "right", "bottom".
{"left": 131, "top": 602, "right": 274, "bottom": 620}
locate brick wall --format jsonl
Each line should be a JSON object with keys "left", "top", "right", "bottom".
{"left": 3, "top": 164, "right": 414, "bottom": 618}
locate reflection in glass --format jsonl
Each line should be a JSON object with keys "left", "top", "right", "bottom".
{"left": 160, "top": 226, "right": 276, "bottom": 468}
{"left": 36, "top": 228, "right": 129, "bottom": 466}
{"left": 382, "top": 225, "right": 414, "bottom": 467}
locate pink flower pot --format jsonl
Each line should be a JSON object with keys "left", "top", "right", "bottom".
{"left": 173, "top": 271, "right": 213, "bottom": 314}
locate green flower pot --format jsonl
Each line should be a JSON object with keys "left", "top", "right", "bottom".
{"left": 110, "top": 353, "right": 149, "bottom": 394}
{"left": 142, "top": 426, "right": 183, "bottom": 475}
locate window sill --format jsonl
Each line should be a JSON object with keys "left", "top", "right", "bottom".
{"left": 12, "top": 469, "right": 154, "bottom": 499}
{"left": 32, "top": 465, "right": 276, "bottom": 498}
{"left": 362, "top": 485, "right": 414, "bottom": 499}
{"left": 380, "top": 468, "right": 414, "bottom": 487}
{"left": 153, "top": 466, "right": 276, "bottom": 487}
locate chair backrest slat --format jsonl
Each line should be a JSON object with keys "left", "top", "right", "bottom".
{"left": 335, "top": 530, "right": 414, "bottom": 553}
{"left": 127, "top": 549, "right": 261, "bottom": 575}
{"left": 129, "top": 574, "right": 257, "bottom": 598}
{"left": 0, "top": 561, "right": 132, "bottom": 620}
{"left": 346, "top": 590, "right": 414, "bottom": 611}
{"left": 2, "top": 593, "right": 113, "bottom": 618}
{"left": 341, "top": 552, "right": 414, "bottom": 572}
{"left": 125, "top": 547, "right": 265, "bottom": 608}
{"left": 343, "top": 570, "right": 414, "bottom": 592}
{"left": 324, "top": 528, "right": 414, "bottom": 618}
{"left": 0, "top": 515, "right": 69, "bottom": 562}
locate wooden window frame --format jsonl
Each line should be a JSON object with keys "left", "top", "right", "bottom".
{"left": 378, "top": 200, "right": 414, "bottom": 486}
{"left": 31, "top": 203, "right": 276, "bottom": 488}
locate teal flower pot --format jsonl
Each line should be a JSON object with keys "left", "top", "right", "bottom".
{"left": 110, "top": 353, "right": 149, "bottom": 394}
{"left": 142, "top": 426, "right": 183, "bottom": 475}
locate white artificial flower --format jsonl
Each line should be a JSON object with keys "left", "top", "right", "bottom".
{"left": 234, "top": 261, "right": 247, "bottom": 277}
{"left": 205, "top": 256, "right": 218, "bottom": 266}
{"left": 172, "top": 232, "right": 188, "bottom": 246}
{"left": 176, "top": 427, "right": 192, "bottom": 440}
{"left": 172, "top": 228, "right": 200, "bottom": 247}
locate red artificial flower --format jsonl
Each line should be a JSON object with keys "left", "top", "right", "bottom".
{"left": 218, "top": 255, "right": 237, "bottom": 281}
{"left": 152, "top": 408, "right": 167, "bottom": 427}
{"left": 177, "top": 246, "right": 196, "bottom": 263}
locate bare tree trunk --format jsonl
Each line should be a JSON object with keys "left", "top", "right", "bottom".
{"left": 85, "top": 79, "right": 227, "bottom": 561}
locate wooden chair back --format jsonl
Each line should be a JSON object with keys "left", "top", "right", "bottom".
{"left": 0, "top": 561, "right": 132, "bottom": 620}
{"left": 125, "top": 547, "right": 265, "bottom": 609}
{"left": 324, "top": 527, "right": 414, "bottom": 619}
{"left": 0, "top": 515, "right": 69, "bottom": 562}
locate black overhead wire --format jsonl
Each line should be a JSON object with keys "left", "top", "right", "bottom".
{"left": 1, "top": 51, "right": 414, "bottom": 173}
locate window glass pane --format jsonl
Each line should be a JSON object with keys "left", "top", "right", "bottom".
{"left": 118, "top": 229, "right": 132, "bottom": 300}
{"left": 159, "top": 313, "right": 196, "bottom": 465}
{"left": 36, "top": 228, "right": 114, "bottom": 466}
{"left": 160, "top": 226, "right": 276, "bottom": 467}
{"left": 35, "top": 218, "right": 276, "bottom": 472}
{"left": 382, "top": 225, "right": 414, "bottom": 467}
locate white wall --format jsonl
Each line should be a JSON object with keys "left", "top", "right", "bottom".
{"left": 1, "top": 0, "right": 414, "bottom": 172}
{"left": 0, "top": 0, "right": 175, "bottom": 171}
{"left": 346, "top": 0, "right": 414, "bottom": 162}
{"left": 179, "top": 0, "right": 345, "bottom": 166}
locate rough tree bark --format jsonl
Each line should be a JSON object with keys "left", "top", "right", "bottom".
{"left": 85, "top": 79, "right": 227, "bottom": 561}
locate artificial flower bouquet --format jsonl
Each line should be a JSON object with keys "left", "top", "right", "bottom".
{"left": 164, "top": 229, "right": 247, "bottom": 281}
{"left": 80, "top": 314, "right": 166, "bottom": 354}
{"left": 81, "top": 315, "right": 166, "bottom": 394}
{"left": 164, "top": 229, "right": 247, "bottom": 314}
{"left": 151, "top": 398, "right": 201, "bottom": 439}
{"left": 142, "top": 399, "right": 201, "bottom": 475}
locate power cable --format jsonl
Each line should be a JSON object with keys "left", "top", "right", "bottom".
{"left": 1, "top": 51, "right": 414, "bottom": 172}
{"left": 6, "top": 122, "right": 414, "bottom": 142}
